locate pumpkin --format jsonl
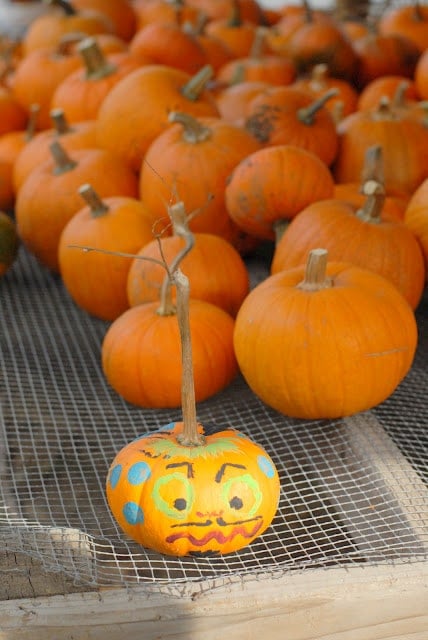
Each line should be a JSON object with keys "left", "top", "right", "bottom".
{"left": 378, "top": 2, "right": 428, "bottom": 54}
{"left": 106, "top": 420, "right": 280, "bottom": 557}
{"left": 244, "top": 85, "right": 339, "bottom": 166}
{"left": 70, "top": 0, "right": 138, "bottom": 42}
{"left": 15, "top": 141, "right": 138, "bottom": 271}
{"left": 351, "top": 31, "right": 421, "bottom": 90}
{"left": 0, "top": 85, "right": 28, "bottom": 136}
{"left": 0, "top": 210, "right": 19, "bottom": 276}
{"left": 128, "top": 21, "right": 208, "bottom": 74}
{"left": 204, "top": 2, "right": 258, "bottom": 59}
{"left": 13, "top": 108, "right": 98, "bottom": 193}
{"left": 102, "top": 202, "right": 239, "bottom": 408}
{"left": 21, "top": 0, "right": 114, "bottom": 55}
{"left": 356, "top": 75, "right": 419, "bottom": 112}
{"left": 96, "top": 64, "right": 219, "bottom": 172}
{"left": 10, "top": 36, "right": 82, "bottom": 130}
{"left": 224, "top": 144, "right": 335, "bottom": 241}
{"left": 107, "top": 230, "right": 280, "bottom": 556}
{"left": 333, "top": 97, "right": 428, "bottom": 195}
{"left": 271, "top": 180, "right": 426, "bottom": 310}
{"left": 138, "top": 110, "right": 261, "bottom": 246}
{"left": 215, "top": 27, "right": 297, "bottom": 87}
{"left": 126, "top": 227, "right": 250, "bottom": 317}
{"left": 234, "top": 248, "right": 418, "bottom": 420}
{"left": 404, "top": 178, "right": 428, "bottom": 275}
{"left": 132, "top": 0, "right": 200, "bottom": 31}
{"left": 58, "top": 184, "right": 156, "bottom": 321}
{"left": 414, "top": 49, "right": 428, "bottom": 101}
{"left": 215, "top": 79, "right": 271, "bottom": 127}
{"left": 50, "top": 37, "right": 141, "bottom": 124}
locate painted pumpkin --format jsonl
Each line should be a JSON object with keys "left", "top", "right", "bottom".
{"left": 106, "top": 421, "right": 280, "bottom": 557}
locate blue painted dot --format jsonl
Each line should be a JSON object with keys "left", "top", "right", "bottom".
{"left": 109, "top": 464, "right": 122, "bottom": 489}
{"left": 258, "top": 455, "right": 275, "bottom": 479}
{"left": 123, "top": 502, "right": 144, "bottom": 525}
{"left": 127, "top": 461, "right": 151, "bottom": 486}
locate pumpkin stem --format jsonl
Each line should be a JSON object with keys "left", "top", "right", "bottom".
{"left": 25, "top": 104, "right": 40, "bottom": 142}
{"left": 174, "top": 268, "right": 205, "bottom": 447}
{"left": 391, "top": 80, "right": 411, "bottom": 109}
{"left": 181, "top": 64, "right": 214, "bottom": 101}
{"left": 297, "top": 248, "right": 332, "bottom": 291}
{"left": 297, "top": 88, "right": 339, "bottom": 125}
{"left": 49, "top": 141, "right": 77, "bottom": 175}
{"left": 78, "top": 184, "right": 109, "bottom": 217}
{"left": 45, "top": 0, "right": 76, "bottom": 16}
{"left": 157, "top": 202, "right": 195, "bottom": 316}
{"left": 413, "top": 1, "right": 424, "bottom": 21}
{"left": 78, "top": 37, "right": 116, "bottom": 80}
{"left": 50, "top": 108, "right": 74, "bottom": 135}
{"left": 249, "top": 26, "right": 269, "bottom": 59}
{"left": 308, "top": 63, "right": 329, "bottom": 91}
{"left": 356, "top": 180, "right": 385, "bottom": 224}
{"left": 227, "top": 0, "right": 244, "bottom": 27}
{"left": 374, "top": 96, "right": 397, "bottom": 120}
{"left": 360, "top": 144, "right": 384, "bottom": 189}
{"left": 302, "top": 0, "right": 313, "bottom": 22}
{"left": 168, "top": 111, "right": 212, "bottom": 143}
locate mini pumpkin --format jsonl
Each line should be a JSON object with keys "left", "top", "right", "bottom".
{"left": 106, "top": 236, "right": 280, "bottom": 557}
{"left": 234, "top": 248, "right": 418, "bottom": 420}
{"left": 106, "top": 420, "right": 280, "bottom": 556}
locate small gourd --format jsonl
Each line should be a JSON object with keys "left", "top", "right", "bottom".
{"left": 106, "top": 214, "right": 280, "bottom": 556}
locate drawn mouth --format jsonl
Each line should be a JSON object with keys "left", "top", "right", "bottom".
{"left": 165, "top": 519, "right": 264, "bottom": 546}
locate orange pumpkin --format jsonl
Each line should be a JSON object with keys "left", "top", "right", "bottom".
{"left": 138, "top": 110, "right": 261, "bottom": 245}
{"left": 414, "top": 48, "right": 428, "bottom": 101}
{"left": 13, "top": 108, "right": 98, "bottom": 193}
{"left": 70, "top": 0, "right": 138, "bottom": 41}
{"left": 378, "top": 2, "right": 428, "bottom": 54}
{"left": 106, "top": 421, "right": 280, "bottom": 556}
{"left": 234, "top": 248, "right": 418, "bottom": 420}
{"left": 244, "top": 85, "right": 339, "bottom": 166}
{"left": 126, "top": 230, "right": 250, "bottom": 317}
{"left": 15, "top": 141, "right": 138, "bottom": 271}
{"left": 333, "top": 97, "right": 428, "bottom": 195}
{"left": 405, "top": 178, "right": 428, "bottom": 275}
{"left": 58, "top": 185, "right": 156, "bottom": 321}
{"left": 356, "top": 75, "right": 419, "bottom": 112}
{"left": 50, "top": 37, "right": 141, "bottom": 124}
{"left": 271, "top": 182, "right": 426, "bottom": 310}
{"left": 96, "top": 64, "right": 219, "bottom": 171}
{"left": 215, "top": 79, "right": 271, "bottom": 127}
{"left": 224, "top": 144, "right": 335, "bottom": 240}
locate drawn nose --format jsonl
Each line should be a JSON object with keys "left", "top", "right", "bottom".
{"left": 196, "top": 509, "right": 224, "bottom": 518}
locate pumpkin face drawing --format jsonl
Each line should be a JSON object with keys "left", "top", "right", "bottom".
{"left": 106, "top": 422, "right": 280, "bottom": 556}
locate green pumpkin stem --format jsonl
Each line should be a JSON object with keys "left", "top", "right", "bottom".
{"left": 181, "top": 64, "right": 214, "bottom": 101}
{"left": 168, "top": 111, "right": 212, "bottom": 143}
{"left": 360, "top": 144, "right": 384, "bottom": 188}
{"left": 297, "top": 248, "right": 332, "bottom": 291}
{"left": 78, "top": 184, "right": 109, "bottom": 217}
{"left": 157, "top": 202, "right": 194, "bottom": 316}
{"left": 297, "top": 88, "right": 339, "bottom": 125}
{"left": 49, "top": 140, "right": 77, "bottom": 175}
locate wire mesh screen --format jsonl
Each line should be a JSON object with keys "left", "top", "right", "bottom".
{"left": 0, "top": 246, "right": 427, "bottom": 594}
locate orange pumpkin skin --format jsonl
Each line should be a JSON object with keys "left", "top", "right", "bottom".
{"left": 96, "top": 65, "right": 219, "bottom": 172}
{"left": 0, "top": 210, "right": 19, "bottom": 276}
{"left": 15, "top": 147, "right": 138, "bottom": 272}
{"left": 126, "top": 232, "right": 250, "bottom": 317}
{"left": 224, "top": 144, "right": 335, "bottom": 240}
{"left": 106, "top": 421, "right": 280, "bottom": 556}
{"left": 234, "top": 260, "right": 418, "bottom": 420}
{"left": 378, "top": 4, "right": 428, "bottom": 54}
{"left": 414, "top": 49, "right": 428, "bottom": 101}
{"left": 333, "top": 101, "right": 428, "bottom": 195}
{"left": 102, "top": 299, "right": 238, "bottom": 408}
{"left": 138, "top": 113, "right": 261, "bottom": 244}
{"left": 405, "top": 178, "right": 428, "bottom": 275}
{"left": 270, "top": 198, "right": 426, "bottom": 310}
{"left": 58, "top": 195, "right": 156, "bottom": 321}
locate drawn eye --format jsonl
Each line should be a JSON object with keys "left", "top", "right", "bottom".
{"left": 151, "top": 473, "right": 194, "bottom": 520}
{"left": 223, "top": 474, "right": 262, "bottom": 517}
{"left": 229, "top": 496, "right": 244, "bottom": 510}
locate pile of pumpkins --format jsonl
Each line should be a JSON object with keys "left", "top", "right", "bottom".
{"left": 1, "top": 0, "right": 428, "bottom": 556}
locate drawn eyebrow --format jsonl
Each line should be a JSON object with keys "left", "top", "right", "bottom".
{"left": 215, "top": 463, "right": 246, "bottom": 483}
{"left": 166, "top": 461, "right": 194, "bottom": 478}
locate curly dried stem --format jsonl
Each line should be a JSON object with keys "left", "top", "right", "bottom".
{"left": 157, "top": 202, "right": 194, "bottom": 316}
